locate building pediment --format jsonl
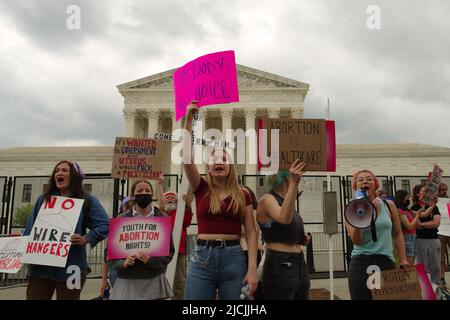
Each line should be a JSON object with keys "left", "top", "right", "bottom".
{"left": 117, "top": 64, "right": 309, "bottom": 92}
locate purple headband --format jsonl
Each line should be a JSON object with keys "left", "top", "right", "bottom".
{"left": 71, "top": 161, "right": 86, "bottom": 179}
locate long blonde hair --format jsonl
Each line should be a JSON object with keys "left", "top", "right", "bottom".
{"left": 205, "top": 152, "right": 245, "bottom": 215}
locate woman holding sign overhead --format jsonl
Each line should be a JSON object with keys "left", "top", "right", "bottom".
{"left": 182, "top": 101, "right": 259, "bottom": 300}
{"left": 107, "top": 179, "right": 175, "bottom": 300}
{"left": 23, "top": 160, "right": 109, "bottom": 300}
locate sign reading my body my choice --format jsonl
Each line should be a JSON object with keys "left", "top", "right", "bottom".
{"left": 107, "top": 217, "right": 171, "bottom": 260}
{"left": 22, "top": 196, "right": 84, "bottom": 268}
{"left": 173, "top": 50, "right": 240, "bottom": 121}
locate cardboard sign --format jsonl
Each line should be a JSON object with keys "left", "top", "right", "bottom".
{"left": 0, "top": 236, "right": 29, "bottom": 273}
{"left": 257, "top": 118, "right": 336, "bottom": 172}
{"left": 22, "top": 196, "right": 84, "bottom": 268}
{"left": 370, "top": 264, "right": 436, "bottom": 300}
{"left": 423, "top": 164, "right": 443, "bottom": 204}
{"left": 173, "top": 50, "right": 239, "bottom": 121}
{"left": 371, "top": 267, "right": 422, "bottom": 300}
{"left": 436, "top": 198, "right": 450, "bottom": 237}
{"left": 107, "top": 216, "right": 171, "bottom": 260}
{"left": 112, "top": 137, "right": 164, "bottom": 180}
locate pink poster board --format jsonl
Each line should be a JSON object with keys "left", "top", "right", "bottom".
{"left": 107, "top": 217, "right": 171, "bottom": 260}
{"left": 173, "top": 50, "right": 239, "bottom": 121}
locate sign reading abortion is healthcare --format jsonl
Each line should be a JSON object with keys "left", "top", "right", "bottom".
{"left": 173, "top": 50, "right": 239, "bottom": 121}
{"left": 258, "top": 118, "right": 336, "bottom": 172}
{"left": 107, "top": 217, "right": 171, "bottom": 260}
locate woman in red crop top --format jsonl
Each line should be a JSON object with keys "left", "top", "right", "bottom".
{"left": 182, "top": 101, "right": 259, "bottom": 300}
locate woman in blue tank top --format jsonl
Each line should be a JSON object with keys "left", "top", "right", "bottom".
{"left": 346, "top": 170, "right": 408, "bottom": 300}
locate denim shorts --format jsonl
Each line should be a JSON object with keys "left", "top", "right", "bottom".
{"left": 403, "top": 233, "right": 417, "bottom": 257}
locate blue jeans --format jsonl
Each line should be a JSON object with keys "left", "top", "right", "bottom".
{"left": 403, "top": 233, "right": 417, "bottom": 257}
{"left": 185, "top": 244, "right": 247, "bottom": 300}
{"left": 109, "top": 267, "right": 118, "bottom": 288}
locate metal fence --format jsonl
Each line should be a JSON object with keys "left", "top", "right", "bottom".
{"left": 1, "top": 173, "right": 449, "bottom": 288}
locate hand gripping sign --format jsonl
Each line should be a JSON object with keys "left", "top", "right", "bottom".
{"left": 22, "top": 196, "right": 84, "bottom": 268}
{"left": 107, "top": 217, "right": 171, "bottom": 260}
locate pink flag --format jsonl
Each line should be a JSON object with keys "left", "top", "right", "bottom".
{"left": 173, "top": 50, "right": 239, "bottom": 121}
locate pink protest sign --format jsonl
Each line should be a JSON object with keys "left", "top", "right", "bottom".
{"left": 107, "top": 217, "right": 171, "bottom": 260}
{"left": 173, "top": 50, "right": 239, "bottom": 121}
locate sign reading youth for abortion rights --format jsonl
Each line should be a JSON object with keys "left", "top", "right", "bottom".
{"left": 107, "top": 217, "right": 171, "bottom": 260}
{"left": 22, "top": 196, "right": 84, "bottom": 268}
{"left": 173, "top": 50, "right": 240, "bottom": 121}
{"left": 258, "top": 118, "right": 336, "bottom": 172}
{"left": 112, "top": 137, "right": 164, "bottom": 180}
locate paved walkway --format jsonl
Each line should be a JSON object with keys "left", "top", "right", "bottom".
{"left": 0, "top": 273, "right": 448, "bottom": 300}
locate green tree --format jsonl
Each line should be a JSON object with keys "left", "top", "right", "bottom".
{"left": 13, "top": 204, "right": 33, "bottom": 226}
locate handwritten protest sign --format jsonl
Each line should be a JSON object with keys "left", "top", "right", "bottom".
{"left": 437, "top": 198, "right": 450, "bottom": 237}
{"left": 423, "top": 164, "right": 443, "bottom": 204}
{"left": 0, "top": 236, "right": 28, "bottom": 273}
{"left": 112, "top": 137, "right": 164, "bottom": 180}
{"left": 107, "top": 217, "right": 171, "bottom": 260}
{"left": 22, "top": 196, "right": 84, "bottom": 267}
{"left": 173, "top": 50, "right": 239, "bottom": 121}
{"left": 371, "top": 267, "right": 422, "bottom": 300}
{"left": 257, "top": 118, "right": 336, "bottom": 172}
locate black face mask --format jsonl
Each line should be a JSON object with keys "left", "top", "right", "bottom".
{"left": 404, "top": 200, "right": 410, "bottom": 207}
{"left": 134, "top": 194, "right": 152, "bottom": 209}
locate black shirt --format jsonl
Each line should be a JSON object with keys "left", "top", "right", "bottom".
{"left": 411, "top": 203, "right": 440, "bottom": 239}
{"left": 258, "top": 191, "right": 306, "bottom": 244}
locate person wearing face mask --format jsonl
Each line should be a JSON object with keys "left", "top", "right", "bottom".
{"left": 156, "top": 173, "right": 193, "bottom": 300}
{"left": 182, "top": 101, "right": 259, "bottom": 300}
{"left": 23, "top": 160, "right": 110, "bottom": 300}
{"left": 411, "top": 184, "right": 441, "bottom": 287}
{"left": 394, "top": 190, "right": 420, "bottom": 265}
{"left": 107, "top": 180, "right": 175, "bottom": 300}
{"left": 346, "top": 170, "right": 408, "bottom": 300}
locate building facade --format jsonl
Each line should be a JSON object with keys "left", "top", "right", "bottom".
{"left": 1, "top": 65, "right": 449, "bottom": 272}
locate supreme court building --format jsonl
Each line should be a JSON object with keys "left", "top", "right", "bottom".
{"left": 1, "top": 65, "right": 450, "bottom": 273}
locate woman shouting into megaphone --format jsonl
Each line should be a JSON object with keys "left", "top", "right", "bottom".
{"left": 345, "top": 170, "right": 408, "bottom": 300}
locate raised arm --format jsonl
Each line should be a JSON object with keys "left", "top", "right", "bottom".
{"left": 388, "top": 201, "right": 408, "bottom": 266}
{"left": 183, "top": 101, "right": 201, "bottom": 192}
{"left": 398, "top": 209, "right": 419, "bottom": 230}
{"left": 258, "top": 160, "right": 306, "bottom": 225}
{"left": 156, "top": 173, "right": 165, "bottom": 210}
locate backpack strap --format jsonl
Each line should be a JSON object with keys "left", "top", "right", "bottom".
{"left": 382, "top": 199, "right": 393, "bottom": 221}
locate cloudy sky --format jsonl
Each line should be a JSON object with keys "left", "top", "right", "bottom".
{"left": 0, "top": 0, "right": 449, "bottom": 149}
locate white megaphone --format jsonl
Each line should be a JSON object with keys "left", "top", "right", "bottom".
{"left": 344, "top": 188, "right": 378, "bottom": 241}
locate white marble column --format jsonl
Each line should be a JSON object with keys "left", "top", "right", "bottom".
{"left": 123, "top": 108, "right": 136, "bottom": 137}
{"left": 244, "top": 108, "right": 257, "bottom": 175}
{"left": 197, "top": 108, "right": 208, "bottom": 175}
{"left": 290, "top": 101, "right": 305, "bottom": 118}
{"left": 220, "top": 108, "right": 233, "bottom": 131}
{"left": 267, "top": 106, "right": 281, "bottom": 118}
{"left": 146, "top": 109, "right": 160, "bottom": 137}
{"left": 170, "top": 111, "right": 182, "bottom": 175}
{"left": 244, "top": 108, "right": 257, "bottom": 191}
